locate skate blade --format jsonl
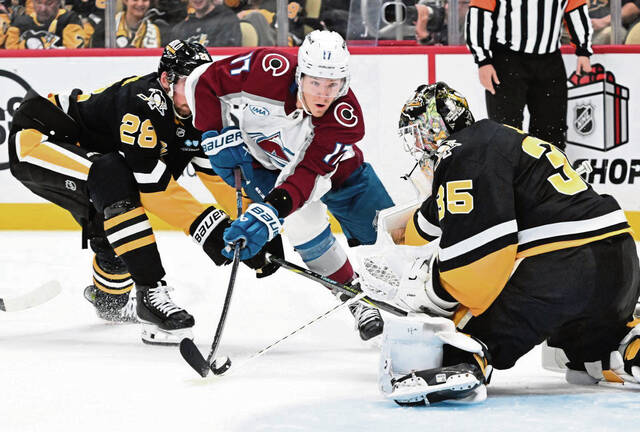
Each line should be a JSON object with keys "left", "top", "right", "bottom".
{"left": 141, "top": 324, "right": 193, "bottom": 346}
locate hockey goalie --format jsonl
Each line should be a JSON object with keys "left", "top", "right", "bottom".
{"left": 357, "top": 82, "right": 640, "bottom": 406}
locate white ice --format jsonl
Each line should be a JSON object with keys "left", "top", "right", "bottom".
{"left": 1, "top": 231, "right": 638, "bottom": 432}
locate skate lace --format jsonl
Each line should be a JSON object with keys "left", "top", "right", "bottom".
{"left": 147, "top": 286, "right": 183, "bottom": 316}
{"left": 349, "top": 301, "right": 380, "bottom": 327}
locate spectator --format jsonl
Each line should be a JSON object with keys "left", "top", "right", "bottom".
{"left": 70, "top": 0, "right": 106, "bottom": 47}
{"left": 235, "top": 0, "right": 277, "bottom": 45}
{"left": 465, "top": 0, "right": 593, "bottom": 150}
{"left": 170, "top": 0, "right": 241, "bottom": 46}
{"left": 626, "top": 0, "right": 640, "bottom": 43}
{"left": 588, "top": 0, "right": 638, "bottom": 44}
{"left": 1, "top": 2, "right": 10, "bottom": 47}
{"left": 4, "top": 0, "right": 89, "bottom": 48}
{"left": 116, "top": 0, "right": 162, "bottom": 47}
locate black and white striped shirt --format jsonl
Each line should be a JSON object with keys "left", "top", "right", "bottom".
{"left": 465, "top": 0, "right": 593, "bottom": 66}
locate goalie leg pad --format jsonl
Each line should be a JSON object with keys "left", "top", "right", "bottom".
{"left": 379, "top": 315, "right": 491, "bottom": 406}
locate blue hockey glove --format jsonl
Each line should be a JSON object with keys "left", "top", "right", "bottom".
{"left": 222, "top": 203, "right": 283, "bottom": 260}
{"left": 201, "top": 126, "right": 254, "bottom": 187}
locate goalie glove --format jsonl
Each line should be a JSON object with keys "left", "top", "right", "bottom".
{"left": 397, "top": 255, "right": 459, "bottom": 317}
{"left": 359, "top": 247, "right": 458, "bottom": 317}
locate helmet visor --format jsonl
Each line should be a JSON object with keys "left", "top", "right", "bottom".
{"left": 300, "top": 75, "right": 345, "bottom": 99}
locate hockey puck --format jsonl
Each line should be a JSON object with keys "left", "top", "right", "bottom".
{"left": 211, "top": 356, "right": 232, "bottom": 375}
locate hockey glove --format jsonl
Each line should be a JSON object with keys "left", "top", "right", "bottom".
{"left": 201, "top": 126, "right": 254, "bottom": 187}
{"left": 222, "top": 203, "right": 283, "bottom": 260}
{"left": 190, "top": 206, "right": 232, "bottom": 266}
{"left": 242, "top": 235, "right": 284, "bottom": 279}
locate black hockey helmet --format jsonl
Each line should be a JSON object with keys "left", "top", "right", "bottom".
{"left": 398, "top": 82, "right": 474, "bottom": 159}
{"left": 158, "top": 40, "right": 212, "bottom": 84}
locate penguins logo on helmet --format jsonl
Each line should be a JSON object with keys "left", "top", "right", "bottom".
{"left": 262, "top": 53, "right": 290, "bottom": 77}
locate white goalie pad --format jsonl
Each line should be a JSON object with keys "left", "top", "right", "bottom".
{"left": 378, "top": 315, "right": 487, "bottom": 405}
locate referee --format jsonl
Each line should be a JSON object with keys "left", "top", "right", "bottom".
{"left": 465, "top": 0, "right": 593, "bottom": 149}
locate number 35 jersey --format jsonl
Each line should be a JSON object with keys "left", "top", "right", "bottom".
{"left": 415, "top": 119, "right": 632, "bottom": 316}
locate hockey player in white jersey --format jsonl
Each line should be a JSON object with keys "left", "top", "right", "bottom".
{"left": 185, "top": 30, "right": 395, "bottom": 341}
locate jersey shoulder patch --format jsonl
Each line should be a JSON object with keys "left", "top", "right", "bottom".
{"left": 260, "top": 51, "right": 293, "bottom": 77}
{"left": 312, "top": 90, "right": 364, "bottom": 142}
{"left": 136, "top": 87, "right": 169, "bottom": 116}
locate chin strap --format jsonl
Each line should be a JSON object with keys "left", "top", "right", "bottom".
{"left": 297, "top": 88, "right": 313, "bottom": 116}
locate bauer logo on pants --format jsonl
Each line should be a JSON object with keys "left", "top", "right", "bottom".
{"left": 0, "top": 70, "right": 32, "bottom": 171}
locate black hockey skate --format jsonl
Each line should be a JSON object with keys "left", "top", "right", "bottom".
{"left": 136, "top": 281, "right": 194, "bottom": 345}
{"left": 84, "top": 285, "right": 139, "bottom": 323}
{"left": 348, "top": 300, "right": 384, "bottom": 341}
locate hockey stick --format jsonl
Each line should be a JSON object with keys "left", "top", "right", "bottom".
{"left": 211, "top": 291, "right": 368, "bottom": 378}
{"left": 266, "top": 254, "right": 408, "bottom": 317}
{"left": 180, "top": 168, "right": 243, "bottom": 377}
{"left": 0, "top": 280, "right": 62, "bottom": 312}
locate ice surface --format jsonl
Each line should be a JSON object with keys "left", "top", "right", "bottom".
{"left": 1, "top": 232, "right": 638, "bottom": 432}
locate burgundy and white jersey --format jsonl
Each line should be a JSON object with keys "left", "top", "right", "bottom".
{"left": 185, "top": 48, "right": 365, "bottom": 213}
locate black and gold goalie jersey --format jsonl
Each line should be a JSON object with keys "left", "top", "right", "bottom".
{"left": 414, "top": 119, "right": 632, "bottom": 316}
{"left": 50, "top": 73, "right": 213, "bottom": 194}
{"left": 5, "top": 8, "right": 88, "bottom": 49}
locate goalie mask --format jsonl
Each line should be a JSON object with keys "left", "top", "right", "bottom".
{"left": 398, "top": 82, "right": 474, "bottom": 161}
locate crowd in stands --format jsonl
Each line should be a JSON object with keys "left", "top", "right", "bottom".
{"left": 0, "top": 0, "right": 638, "bottom": 49}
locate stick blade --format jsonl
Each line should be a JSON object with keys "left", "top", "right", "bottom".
{"left": 0, "top": 280, "right": 62, "bottom": 312}
{"left": 179, "top": 338, "right": 210, "bottom": 378}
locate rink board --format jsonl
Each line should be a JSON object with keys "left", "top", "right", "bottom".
{"left": 1, "top": 46, "right": 639, "bottom": 237}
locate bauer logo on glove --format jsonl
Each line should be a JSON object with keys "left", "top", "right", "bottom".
{"left": 222, "top": 203, "right": 283, "bottom": 260}
{"left": 201, "top": 128, "right": 244, "bottom": 155}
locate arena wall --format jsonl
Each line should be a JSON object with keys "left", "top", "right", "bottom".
{"left": 1, "top": 46, "right": 638, "bottom": 237}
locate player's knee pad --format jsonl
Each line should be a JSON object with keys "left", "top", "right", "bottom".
{"left": 189, "top": 206, "right": 232, "bottom": 266}
{"left": 89, "top": 237, "right": 133, "bottom": 297}
{"left": 87, "top": 153, "right": 139, "bottom": 213}
{"left": 379, "top": 315, "right": 491, "bottom": 406}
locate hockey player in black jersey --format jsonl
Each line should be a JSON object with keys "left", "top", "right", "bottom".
{"left": 359, "top": 82, "right": 640, "bottom": 405}
{"left": 8, "top": 40, "right": 279, "bottom": 344}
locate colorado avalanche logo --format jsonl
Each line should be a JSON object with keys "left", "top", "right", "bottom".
{"left": 262, "top": 53, "right": 290, "bottom": 77}
{"left": 247, "top": 131, "right": 293, "bottom": 168}
{"left": 333, "top": 102, "right": 358, "bottom": 128}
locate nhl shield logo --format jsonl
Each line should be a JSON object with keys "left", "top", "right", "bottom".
{"left": 574, "top": 104, "right": 594, "bottom": 136}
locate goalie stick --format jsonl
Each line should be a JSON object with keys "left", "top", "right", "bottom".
{"left": 0, "top": 280, "right": 62, "bottom": 312}
{"left": 180, "top": 168, "right": 243, "bottom": 378}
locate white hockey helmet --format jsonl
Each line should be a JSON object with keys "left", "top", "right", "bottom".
{"left": 296, "top": 30, "right": 351, "bottom": 99}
